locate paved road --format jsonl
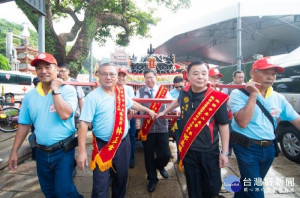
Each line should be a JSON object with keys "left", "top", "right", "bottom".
{"left": 0, "top": 131, "right": 300, "bottom": 198}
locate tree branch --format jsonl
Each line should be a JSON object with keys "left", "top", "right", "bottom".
{"left": 122, "top": 0, "right": 126, "bottom": 15}
{"left": 99, "top": 13, "right": 130, "bottom": 39}
{"left": 54, "top": 0, "right": 83, "bottom": 43}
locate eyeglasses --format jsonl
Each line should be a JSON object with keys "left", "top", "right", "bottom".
{"left": 175, "top": 86, "right": 183, "bottom": 89}
{"left": 145, "top": 76, "right": 155, "bottom": 80}
{"left": 59, "top": 70, "right": 68, "bottom": 73}
{"left": 100, "top": 73, "right": 117, "bottom": 77}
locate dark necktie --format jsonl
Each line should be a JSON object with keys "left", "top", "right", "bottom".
{"left": 150, "top": 89, "right": 154, "bottom": 98}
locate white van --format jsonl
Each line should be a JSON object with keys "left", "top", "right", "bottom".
{"left": 0, "top": 70, "right": 35, "bottom": 103}
{"left": 273, "top": 48, "right": 300, "bottom": 164}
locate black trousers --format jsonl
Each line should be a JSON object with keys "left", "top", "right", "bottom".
{"left": 142, "top": 133, "right": 171, "bottom": 182}
{"left": 183, "top": 149, "right": 221, "bottom": 198}
{"left": 92, "top": 135, "right": 130, "bottom": 198}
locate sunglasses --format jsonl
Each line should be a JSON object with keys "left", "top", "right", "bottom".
{"left": 175, "top": 86, "right": 183, "bottom": 89}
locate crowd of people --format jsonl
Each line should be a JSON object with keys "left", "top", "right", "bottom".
{"left": 6, "top": 52, "right": 300, "bottom": 198}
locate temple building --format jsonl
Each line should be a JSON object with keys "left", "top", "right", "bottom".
{"left": 110, "top": 48, "right": 130, "bottom": 67}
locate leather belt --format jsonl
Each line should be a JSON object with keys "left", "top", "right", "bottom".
{"left": 96, "top": 133, "right": 128, "bottom": 144}
{"left": 36, "top": 134, "right": 75, "bottom": 153}
{"left": 250, "top": 139, "right": 273, "bottom": 147}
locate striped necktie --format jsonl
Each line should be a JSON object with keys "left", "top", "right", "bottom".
{"left": 150, "top": 89, "right": 154, "bottom": 98}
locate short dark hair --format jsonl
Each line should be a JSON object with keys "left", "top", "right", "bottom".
{"left": 173, "top": 76, "right": 183, "bottom": 84}
{"left": 187, "top": 61, "right": 209, "bottom": 73}
{"left": 58, "top": 62, "right": 69, "bottom": 68}
{"left": 143, "top": 68, "right": 157, "bottom": 77}
{"left": 32, "top": 77, "right": 39, "bottom": 86}
{"left": 233, "top": 70, "right": 244, "bottom": 77}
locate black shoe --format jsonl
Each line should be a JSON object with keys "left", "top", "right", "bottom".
{"left": 129, "top": 161, "right": 135, "bottom": 168}
{"left": 159, "top": 168, "right": 168, "bottom": 179}
{"left": 148, "top": 181, "right": 157, "bottom": 192}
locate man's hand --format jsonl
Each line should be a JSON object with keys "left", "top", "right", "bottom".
{"left": 156, "top": 111, "right": 166, "bottom": 119}
{"left": 219, "top": 153, "right": 228, "bottom": 168}
{"left": 76, "top": 151, "right": 89, "bottom": 171}
{"left": 50, "top": 78, "right": 63, "bottom": 91}
{"left": 127, "top": 109, "right": 134, "bottom": 120}
{"left": 148, "top": 110, "right": 157, "bottom": 120}
{"left": 8, "top": 151, "right": 18, "bottom": 171}
{"left": 245, "top": 81, "right": 260, "bottom": 95}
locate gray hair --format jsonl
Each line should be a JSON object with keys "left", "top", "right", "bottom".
{"left": 98, "top": 62, "right": 117, "bottom": 73}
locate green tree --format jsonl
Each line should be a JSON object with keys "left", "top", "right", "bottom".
{"left": 65, "top": 44, "right": 98, "bottom": 75}
{"left": 80, "top": 66, "right": 88, "bottom": 74}
{"left": 15, "top": 0, "right": 190, "bottom": 76}
{"left": 0, "top": 19, "right": 38, "bottom": 57}
{"left": 0, "top": 54, "right": 11, "bottom": 70}
{"left": 83, "top": 55, "right": 97, "bottom": 72}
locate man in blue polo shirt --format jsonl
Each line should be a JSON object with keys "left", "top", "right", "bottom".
{"left": 76, "top": 63, "right": 156, "bottom": 198}
{"left": 228, "top": 57, "right": 300, "bottom": 198}
{"left": 8, "top": 53, "right": 82, "bottom": 198}
{"left": 170, "top": 76, "right": 184, "bottom": 99}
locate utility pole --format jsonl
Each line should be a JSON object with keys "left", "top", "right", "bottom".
{"left": 237, "top": 2, "right": 242, "bottom": 70}
{"left": 24, "top": 0, "right": 46, "bottom": 53}
{"left": 89, "top": 40, "right": 94, "bottom": 82}
{"left": 38, "top": 15, "right": 45, "bottom": 53}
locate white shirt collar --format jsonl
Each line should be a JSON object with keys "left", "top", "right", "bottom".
{"left": 145, "top": 84, "right": 159, "bottom": 92}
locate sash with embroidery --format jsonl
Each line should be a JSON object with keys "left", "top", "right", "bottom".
{"left": 138, "top": 86, "right": 168, "bottom": 141}
{"left": 178, "top": 87, "right": 228, "bottom": 172}
{"left": 90, "top": 85, "right": 126, "bottom": 172}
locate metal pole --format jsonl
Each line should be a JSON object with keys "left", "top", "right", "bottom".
{"left": 38, "top": 15, "right": 45, "bottom": 53}
{"left": 6, "top": 31, "right": 13, "bottom": 60}
{"left": 89, "top": 39, "right": 94, "bottom": 82}
{"left": 237, "top": 2, "right": 242, "bottom": 70}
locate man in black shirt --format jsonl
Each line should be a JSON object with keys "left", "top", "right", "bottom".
{"left": 157, "top": 61, "right": 230, "bottom": 198}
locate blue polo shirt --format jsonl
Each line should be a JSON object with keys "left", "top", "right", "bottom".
{"left": 19, "top": 83, "right": 78, "bottom": 146}
{"left": 79, "top": 86, "right": 133, "bottom": 141}
{"left": 228, "top": 88, "right": 299, "bottom": 140}
{"left": 124, "top": 85, "right": 135, "bottom": 98}
{"left": 170, "top": 88, "right": 180, "bottom": 99}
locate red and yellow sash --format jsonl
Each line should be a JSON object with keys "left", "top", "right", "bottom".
{"left": 178, "top": 87, "right": 228, "bottom": 172}
{"left": 138, "top": 86, "right": 168, "bottom": 141}
{"left": 90, "top": 85, "right": 126, "bottom": 172}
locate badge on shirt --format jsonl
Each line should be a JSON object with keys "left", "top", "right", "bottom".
{"left": 49, "top": 104, "right": 56, "bottom": 112}
{"left": 270, "top": 108, "right": 279, "bottom": 118}
{"left": 184, "top": 96, "right": 189, "bottom": 103}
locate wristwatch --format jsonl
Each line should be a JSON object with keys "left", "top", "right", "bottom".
{"left": 52, "top": 89, "right": 61, "bottom": 95}
{"left": 220, "top": 150, "right": 229, "bottom": 156}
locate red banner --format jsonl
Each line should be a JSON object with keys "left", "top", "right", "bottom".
{"left": 138, "top": 86, "right": 168, "bottom": 141}
{"left": 178, "top": 88, "right": 228, "bottom": 172}
{"left": 90, "top": 85, "right": 126, "bottom": 172}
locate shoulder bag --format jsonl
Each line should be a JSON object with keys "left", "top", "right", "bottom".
{"left": 239, "top": 89, "right": 280, "bottom": 157}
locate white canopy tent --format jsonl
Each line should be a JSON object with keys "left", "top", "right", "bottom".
{"left": 275, "top": 46, "right": 300, "bottom": 67}
{"left": 155, "top": 0, "right": 300, "bottom": 66}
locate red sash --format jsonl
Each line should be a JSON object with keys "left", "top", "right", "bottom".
{"left": 138, "top": 86, "right": 168, "bottom": 141}
{"left": 178, "top": 87, "right": 228, "bottom": 172}
{"left": 90, "top": 85, "right": 126, "bottom": 172}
